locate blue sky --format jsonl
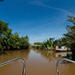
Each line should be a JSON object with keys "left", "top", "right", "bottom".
{"left": 0, "top": 0, "right": 75, "bottom": 43}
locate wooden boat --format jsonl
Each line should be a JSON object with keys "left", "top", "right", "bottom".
{"left": 56, "top": 49, "right": 67, "bottom": 52}
{"left": 55, "top": 46, "right": 67, "bottom": 52}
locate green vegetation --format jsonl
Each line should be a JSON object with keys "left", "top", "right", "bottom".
{"left": 41, "top": 38, "right": 57, "bottom": 49}
{"left": 33, "top": 38, "right": 59, "bottom": 50}
{"left": 57, "top": 15, "right": 75, "bottom": 52}
{"left": 63, "top": 16, "right": 75, "bottom": 52}
{"left": 34, "top": 42, "right": 42, "bottom": 45}
{"left": 0, "top": 20, "right": 30, "bottom": 53}
{"left": 34, "top": 15, "right": 75, "bottom": 52}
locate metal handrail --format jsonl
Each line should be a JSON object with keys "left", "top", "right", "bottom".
{"left": 0, "top": 57, "right": 26, "bottom": 75}
{"left": 56, "top": 58, "right": 75, "bottom": 75}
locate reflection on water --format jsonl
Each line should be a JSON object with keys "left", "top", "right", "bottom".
{"left": 0, "top": 49, "right": 75, "bottom": 75}
{"left": 55, "top": 52, "right": 72, "bottom": 58}
{"left": 0, "top": 50, "right": 30, "bottom": 63}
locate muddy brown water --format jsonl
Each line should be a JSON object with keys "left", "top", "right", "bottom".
{"left": 0, "top": 49, "right": 75, "bottom": 75}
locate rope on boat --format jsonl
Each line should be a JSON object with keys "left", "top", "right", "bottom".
{"left": 56, "top": 58, "right": 75, "bottom": 75}
{"left": 0, "top": 57, "right": 26, "bottom": 75}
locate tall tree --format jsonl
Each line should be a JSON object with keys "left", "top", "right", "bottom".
{"left": 64, "top": 16, "right": 75, "bottom": 52}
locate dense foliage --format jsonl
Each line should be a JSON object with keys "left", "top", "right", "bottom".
{"left": 41, "top": 38, "right": 56, "bottom": 49}
{"left": 34, "top": 38, "right": 59, "bottom": 50}
{"left": 0, "top": 20, "right": 30, "bottom": 53}
{"left": 34, "top": 42, "right": 42, "bottom": 45}
{"left": 64, "top": 16, "right": 75, "bottom": 52}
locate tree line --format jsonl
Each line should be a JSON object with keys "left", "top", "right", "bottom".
{"left": 33, "top": 38, "right": 59, "bottom": 50}
{"left": 0, "top": 15, "right": 75, "bottom": 54}
{"left": 0, "top": 20, "right": 30, "bottom": 54}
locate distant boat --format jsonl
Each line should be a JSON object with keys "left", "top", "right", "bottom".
{"left": 55, "top": 46, "right": 67, "bottom": 52}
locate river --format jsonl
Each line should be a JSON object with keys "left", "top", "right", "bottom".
{"left": 0, "top": 49, "right": 75, "bottom": 75}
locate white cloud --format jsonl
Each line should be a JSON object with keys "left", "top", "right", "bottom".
{"left": 30, "top": 0, "right": 70, "bottom": 14}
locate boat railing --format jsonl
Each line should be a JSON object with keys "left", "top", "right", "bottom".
{"left": 0, "top": 57, "right": 26, "bottom": 75}
{"left": 56, "top": 58, "right": 75, "bottom": 75}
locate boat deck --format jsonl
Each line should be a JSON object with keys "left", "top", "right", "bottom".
{"left": 0, "top": 58, "right": 26, "bottom": 75}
